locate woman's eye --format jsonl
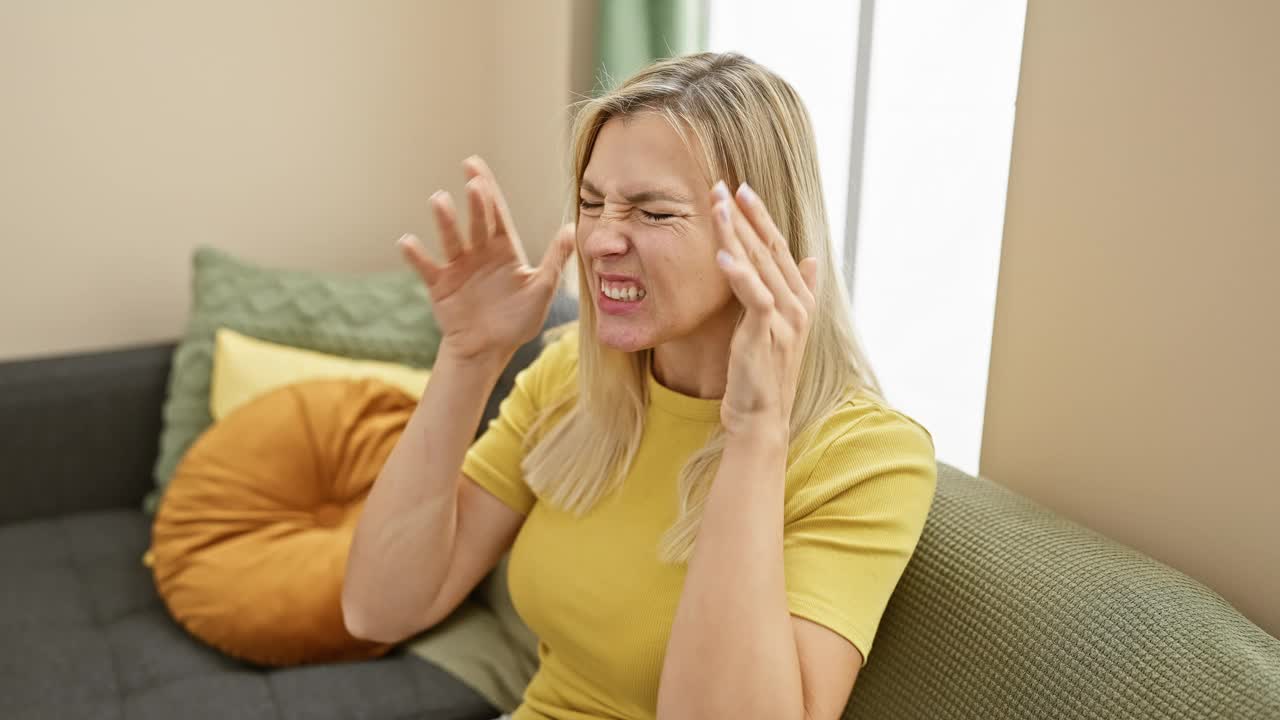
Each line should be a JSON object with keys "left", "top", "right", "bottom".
{"left": 579, "top": 199, "right": 675, "bottom": 223}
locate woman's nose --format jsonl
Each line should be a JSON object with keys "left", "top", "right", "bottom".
{"left": 581, "top": 223, "right": 629, "bottom": 258}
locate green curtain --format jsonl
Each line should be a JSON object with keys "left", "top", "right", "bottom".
{"left": 594, "top": 0, "right": 708, "bottom": 94}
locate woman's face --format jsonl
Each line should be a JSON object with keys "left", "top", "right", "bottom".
{"left": 577, "top": 113, "right": 736, "bottom": 352}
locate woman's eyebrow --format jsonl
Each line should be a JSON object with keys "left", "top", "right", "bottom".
{"left": 581, "top": 178, "right": 693, "bottom": 205}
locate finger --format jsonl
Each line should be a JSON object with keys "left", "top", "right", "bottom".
{"left": 716, "top": 248, "right": 774, "bottom": 315}
{"left": 430, "top": 191, "right": 464, "bottom": 261}
{"left": 735, "top": 182, "right": 807, "bottom": 298}
{"left": 470, "top": 177, "right": 497, "bottom": 252}
{"left": 730, "top": 202, "right": 795, "bottom": 315}
{"left": 465, "top": 177, "right": 490, "bottom": 253}
{"left": 397, "top": 233, "right": 440, "bottom": 286}
{"left": 463, "top": 155, "right": 517, "bottom": 238}
{"left": 538, "top": 223, "right": 577, "bottom": 287}
{"left": 719, "top": 187, "right": 805, "bottom": 325}
{"left": 711, "top": 182, "right": 749, "bottom": 261}
{"left": 465, "top": 157, "right": 527, "bottom": 263}
{"left": 712, "top": 191, "right": 773, "bottom": 314}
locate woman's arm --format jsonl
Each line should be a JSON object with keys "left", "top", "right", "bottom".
{"left": 657, "top": 425, "right": 860, "bottom": 720}
{"left": 657, "top": 425, "right": 797, "bottom": 715}
{"left": 657, "top": 182, "right": 861, "bottom": 719}
{"left": 342, "top": 344, "right": 517, "bottom": 643}
{"left": 342, "top": 155, "right": 576, "bottom": 643}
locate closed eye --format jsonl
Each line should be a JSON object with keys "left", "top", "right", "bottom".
{"left": 641, "top": 210, "right": 676, "bottom": 222}
{"left": 579, "top": 198, "right": 680, "bottom": 224}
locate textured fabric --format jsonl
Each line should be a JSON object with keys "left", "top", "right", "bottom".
{"left": 151, "top": 379, "right": 415, "bottom": 666}
{"left": 406, "top": 594, "right": 536, "bottom": 715}
{"left": 461, "top": 326, "right": 936, "bottom": 719}
{"left": 151, "top": 246, "right": 442, "bottom": 511}
{"left": 842, "top": 463, "right": 1280, "bottom": 720}
{"left": 479, "top": 292, "right": 581, "bottom": 440}
{"left": 0, "top": 342, "right": 170, "bottom": 525}
{"left": 409, "top": 554, "right": 541, "bottom": 714}
{"left": 0, "top": 288, "right": 568, "bottom": 526}
{"left": 0, "top": 509, "right": 497, "bottom": 719}
{"left": 210, "top": 327, "right": 431, "bottom": 419}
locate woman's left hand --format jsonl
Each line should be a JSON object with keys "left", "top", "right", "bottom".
{"left": 712, "top": 181, "right": 819, "bottom": 439}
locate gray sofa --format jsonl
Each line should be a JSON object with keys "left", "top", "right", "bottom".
{"left": 0, "top": 291, "right": 583, "bottom": 720}
{"left": 3, "top": 310, "right": 1280, "bottom": 718}
{"left": 0, "top": 340, "right": 511, "bottom": 720}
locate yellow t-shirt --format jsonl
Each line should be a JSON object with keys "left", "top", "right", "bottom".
{"left": 462, "top": 328, "right": 936, "bottom": 720}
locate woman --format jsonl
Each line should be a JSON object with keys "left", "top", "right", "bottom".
{"left": 343, "top": 52, "right": 936, "bottom": 720}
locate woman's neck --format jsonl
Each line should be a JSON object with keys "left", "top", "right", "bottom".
{"left": 650, "top": 308, "right": 739, "bottom": 400}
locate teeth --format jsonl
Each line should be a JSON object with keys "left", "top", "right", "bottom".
{"left": 600, "top": 279, "right": 646, "bottom": 302}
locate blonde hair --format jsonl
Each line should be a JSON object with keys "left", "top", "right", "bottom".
{"left": 523, "top": 52, "right": 882, "bottom": 563}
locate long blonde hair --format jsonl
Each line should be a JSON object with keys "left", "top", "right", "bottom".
{"left": 523, "top": 52, "right": 882, "bottom": 563}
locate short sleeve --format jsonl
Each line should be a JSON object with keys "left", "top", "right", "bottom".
{"left": 462, "top": 328, "right": 577, "bottom": 516}
{"left": 783, "top": 407, "right": 937, "bottom": 664}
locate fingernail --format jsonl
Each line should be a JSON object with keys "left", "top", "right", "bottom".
{"left": 397, "top": 233, "right": 416, "bottom": 247}
{"left": 737, "top": 182, "right": 757, "bottom": 205}
{"left": 716, "top": 249, "right": 734, "bottom": 269}
{"left": 713, "top": 181, "right": 730, "bottom": 202}
{"left": 717, "top": 202, "right": 730, "bottom": 223}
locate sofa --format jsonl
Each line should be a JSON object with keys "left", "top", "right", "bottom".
{"left": 3, "top": 328, "right": 1279, "bottom": 719}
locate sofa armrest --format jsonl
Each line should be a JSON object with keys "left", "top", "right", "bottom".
{"left": 844, "top": 463, "right": 1280, "bottom": 719}
{"left": 0, "top": 342, "right": 173, "bottom": 524}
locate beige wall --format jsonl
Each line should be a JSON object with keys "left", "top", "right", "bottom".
{"left": 983, "top": 0, "right": 1280, "bottom": 636}
{"left": 0, "top": 0, "right": 579, "bottom": 361}
{"left": 489, "top": 1, "right": 581, "bottom": 266}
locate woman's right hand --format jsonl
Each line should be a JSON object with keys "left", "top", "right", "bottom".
{"left": 398, "top": 156, "right": 576, "bottom": 363}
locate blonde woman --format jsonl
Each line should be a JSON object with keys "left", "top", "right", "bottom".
{"left": 343, "top": 52, "right": 937, "bottom": 720}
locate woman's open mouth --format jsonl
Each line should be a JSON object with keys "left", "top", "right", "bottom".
{"left": 597, "top": 276, "right": 646, "bottom": 315}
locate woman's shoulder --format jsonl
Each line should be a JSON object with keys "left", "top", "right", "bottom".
{"left": 514, "top": 322, "right": 580, "bottom": 405}
{"left": 535, "top": 324, "right": 581, "bottom": 381}
{"left": 535, "top": 321, "right": 580, "bottom": 369}
{"left": 785, "top": 385, "right": 937, "bottom": 503}
{"left": 820, "top": 386, "right": 934, "bottom": 454}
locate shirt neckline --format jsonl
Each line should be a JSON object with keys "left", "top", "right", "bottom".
{"left": 646, "top": 364, "right": 723, "bottom": 423}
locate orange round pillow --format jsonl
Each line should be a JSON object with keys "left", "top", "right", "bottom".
{"left": 150, "top": 377, "right": 415, "bottom": 666}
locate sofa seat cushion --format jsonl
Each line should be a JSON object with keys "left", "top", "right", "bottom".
{"left": 0, "top": 510, "right": 496, "bottom": 720}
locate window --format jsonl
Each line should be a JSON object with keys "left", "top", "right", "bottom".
{"left": 709, "top": 1, "right": 1028, "bottom": 474}
{"left": 708, "top": 0, "right": 859, "bottom": 257}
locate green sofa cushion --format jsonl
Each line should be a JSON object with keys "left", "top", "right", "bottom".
{"left": 408, "top": 554, "right": 539, "bottom": 713}
{"left": 149, "top": 246, "right": 441, "bottom": 512}
{"left": 845, "top": 463, "right": 1280, "bottom": 719}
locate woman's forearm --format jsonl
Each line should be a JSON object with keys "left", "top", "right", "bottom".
{"left": 657, "top": 423, "right": 805, "bottom": 720}
{"left": 342, "top": 343, "right": 510, "bottom": 642}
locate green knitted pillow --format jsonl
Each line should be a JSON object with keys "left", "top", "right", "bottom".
{"left": 148, "top": 246, "right": 441, "bottom": 513}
